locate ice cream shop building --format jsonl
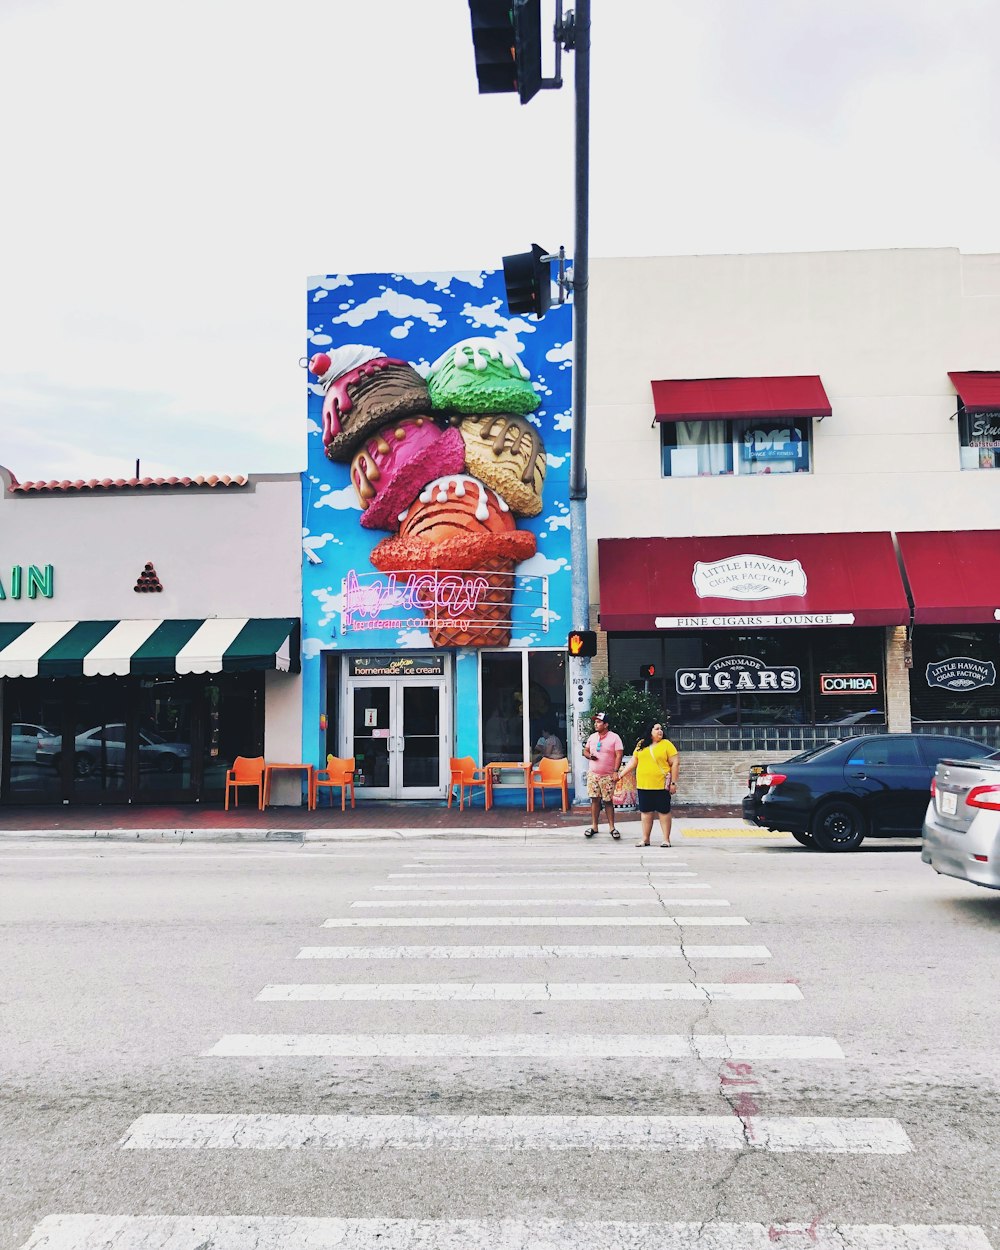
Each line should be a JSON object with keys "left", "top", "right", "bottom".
{"left": 301, "top": 270, "right": 573, "bottom": 800}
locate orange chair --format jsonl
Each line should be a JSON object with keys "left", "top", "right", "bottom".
{"left": 224, "top": 756, "right": 265, "bottom": 811}
{"left": 313, "top": 755, "right": 356, "bottom": 811}
{"left": 448, "top": 756, "right": 489, "bottom": 811}
{"left": 530, "top": 756, "right": 571, "bottom": 812}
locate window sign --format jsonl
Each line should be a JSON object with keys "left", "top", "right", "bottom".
{"left": 925, "top": 657, "right": 996, "bottom": 692}
{"left": 675, "top": 655, "right": 801, "bottom": 695}
{"left": 819, "top": 673, "right": 878, "bottom": 695}
{"left": 661, "top": 419, "right": 811, "bottom": 478}
{"left": 958, "top": 410, "right": 1000, "bottom": 470}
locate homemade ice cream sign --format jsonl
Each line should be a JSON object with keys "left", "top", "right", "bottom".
{"left": 302, "top": 270, "right": 573, "bottom": 654}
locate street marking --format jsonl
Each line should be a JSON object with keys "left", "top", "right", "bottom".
{"left": 390, "top": 870, "right": 697, "bottom": 878}
{"left": 374, "top": 882, "right": 712, "bottom": 891}
{"left": 296, "top": 944, "right": 773, "bottom": 959}
{"left": 352, "top": 898, "right": 731, "bottom": 908}
{"left": 204, "top": 1033, "right": 843, "bottom": 1059}
{"left": 119, "top": 1113, "right": 909, "bottom": 1153}
{"left": 255, "top": 982, "right": 802, "bottom": 1002}
{"left": 321, "top": 916, "right": 750, "bottom": 927}
{"left": 22, "top": 1218, "right": 985, "bottom": 1250}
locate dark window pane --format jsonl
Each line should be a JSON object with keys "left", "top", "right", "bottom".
{"left": 481, "top": 653, "right": 524, "bottom": 763}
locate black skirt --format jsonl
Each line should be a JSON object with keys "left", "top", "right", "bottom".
{"left": 637, "top": 787, "right": 671, "bottom": 814}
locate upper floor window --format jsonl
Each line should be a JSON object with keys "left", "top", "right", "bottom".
{"left": 958, "top": 407, "right": 1000, "bottom": 470}
{"left": 661, "top": 418, "right": 811, "bottom": 478}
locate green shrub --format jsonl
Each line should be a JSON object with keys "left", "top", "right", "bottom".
{"left": 583, "top": 676, "right": 669, "bottom": 754}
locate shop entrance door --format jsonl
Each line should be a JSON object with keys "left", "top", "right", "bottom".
{"left": 347, "top": 678, "right": 447, "bottom": 800}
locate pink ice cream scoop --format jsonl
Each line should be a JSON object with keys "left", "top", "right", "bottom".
{"left": 350, "top": 417, "right": 466, "bottom": 531}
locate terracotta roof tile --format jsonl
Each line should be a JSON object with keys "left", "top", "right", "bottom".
{"left": 9, "top": 474, "right": 249, "bottom": 494}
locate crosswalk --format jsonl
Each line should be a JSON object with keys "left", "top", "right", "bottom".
{"left": 18, "top": 839, "right": 990, "bottom": 1248}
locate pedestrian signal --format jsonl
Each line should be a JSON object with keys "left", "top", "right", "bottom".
{"left": 567, "top": 629, "right": 597, "bottom": 658}
{"left": 639, "top": 663, "right": 657, "bottom": 679}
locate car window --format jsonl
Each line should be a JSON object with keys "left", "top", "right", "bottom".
{"left": 847, "top": 738, "right": 920, "bottom": 767}
{"left": 917, "top": 737, "right": 990, "bottom": 766}
{"left": 104, "top": 726, "right": 126, "bottom": 744}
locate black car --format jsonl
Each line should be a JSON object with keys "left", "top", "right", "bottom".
{"left": 742, "top": 733, "right": 992, "bottom": 851}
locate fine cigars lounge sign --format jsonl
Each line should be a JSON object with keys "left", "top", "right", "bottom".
{"left": 675, "top": 654, "right": 801, "bottom": 694}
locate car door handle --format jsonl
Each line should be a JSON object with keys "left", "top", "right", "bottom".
{"left": 850, "top": 771, "right": 867, "bottom": 779}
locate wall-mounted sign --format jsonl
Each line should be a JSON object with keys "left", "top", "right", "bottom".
{"left": 675, "top": 654, "right": 801, "bottom": 694}
{"left": 656, "top": 613, "right": 853, "bottom": 629}
{"left": 820, "top": 673, "right": 878, "bottom": 695}
{"left": 0, "top": 564, "right": 54, "bottom": 601}
{"left": 925, "top": 657, "right": 996, "bottom": 692}
{"left": 349, "top": 654, "right": 446, "bottom": 678}
{"left": 692, "top": 555, "right": 807, "bottom": 601}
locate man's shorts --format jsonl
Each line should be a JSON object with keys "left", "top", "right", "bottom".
{"left": 587, "top": 771, "right": 617, "bottom": 802}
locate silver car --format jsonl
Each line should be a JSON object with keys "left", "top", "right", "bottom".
{"left": 922, "top": 753, "right": 1000, "bottom": 890}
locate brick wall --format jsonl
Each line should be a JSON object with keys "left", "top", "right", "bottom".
{"left": 885, "top": 625, "right": 912, "bottom": 732}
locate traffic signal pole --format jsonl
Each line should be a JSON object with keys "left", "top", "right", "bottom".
{"left": 568, "top": 0, "right": 592, "bottom": 805}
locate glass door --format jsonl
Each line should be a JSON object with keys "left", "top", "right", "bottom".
{"left": 346, "top": 677, "right": 447, "bottom": 799}
{"left": 135, "top": 678, "right": 198, "bottom": 802}
{"left": 68, "top": 679, "right": 130, "bottom": 803}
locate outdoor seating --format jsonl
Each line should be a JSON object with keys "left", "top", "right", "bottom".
{"left": 529, "top": 756, "right": 571, "bottom": 812}
{"left": 313, "top": 754, "right": 356, "bottom": 810}
{"left": 448, "top": 756, "right": 489, "bottom": 811}
{"left": 224, "top": 755, "right": 265, "bottom": 811}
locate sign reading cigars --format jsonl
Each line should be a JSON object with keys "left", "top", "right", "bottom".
{"left": 675, "top": 655, "right": 801, "bottom": 694}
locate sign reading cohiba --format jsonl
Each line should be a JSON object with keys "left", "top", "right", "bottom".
{"left": 925, "top": 657, "right": 996, "bottom": 692}
{"left": 675, "top": 654, "right": 801, "bottom": 694}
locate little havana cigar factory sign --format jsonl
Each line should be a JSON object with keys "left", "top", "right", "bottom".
{"left": 925, "top": 657, "right": 996, "bottom": 692}
{"left": 676, "top": 654, "right": 801, "bottom": 695}
{"left": 693, "top": 555, "right": 808, "bottom": 601}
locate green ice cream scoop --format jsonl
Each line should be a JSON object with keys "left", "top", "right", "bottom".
{"left": 427, "top": 338, "right": 541, "bottom": 415}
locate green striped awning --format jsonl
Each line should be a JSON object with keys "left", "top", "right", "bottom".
{"left": 0, "top": 618, "right": 300, "bottom": 679}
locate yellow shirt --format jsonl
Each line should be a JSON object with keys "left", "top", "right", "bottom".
{"left": 635, "top": 739, "right": 678, "bottom": 790}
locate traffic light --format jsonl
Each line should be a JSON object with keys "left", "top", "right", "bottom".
{"left": 567, "top": 629, "right": 597, "bottom": 658}
{"left": 468, "top": 0, "right": 543, "bottom": 105}
{"left": 639, "top": 663, "right": 657, "bottom": 680}
{"left": 503, "top": 244, "right": 552, "bottom": 317}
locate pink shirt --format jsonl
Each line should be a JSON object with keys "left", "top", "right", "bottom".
{"left": 585, "top": 730, "right": 623, "bottom": 775}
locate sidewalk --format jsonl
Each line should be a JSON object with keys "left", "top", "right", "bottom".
{"left": 0, "top": 800, "right": 781, "bottom": 841}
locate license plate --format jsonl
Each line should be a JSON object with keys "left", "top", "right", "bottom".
{"left": 748, "top": 765, "right": 765, "bottom": 788}
{"left": 940, "top": 790, "right": 957, "bottom": 815}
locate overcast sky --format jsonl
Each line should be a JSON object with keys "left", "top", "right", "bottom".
{"left": 2, "top": 0, "right": 999, "bottom": 482}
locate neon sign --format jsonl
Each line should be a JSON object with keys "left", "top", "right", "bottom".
{"left": 342, "top": 568, "right": 492, "bottom": 633}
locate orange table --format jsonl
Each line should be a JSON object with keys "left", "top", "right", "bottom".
{"left": 263, "top": 762, "right": 316, "bottom": 809}
{"left": 484, "top": 761, "right": 534, "bottom": 812}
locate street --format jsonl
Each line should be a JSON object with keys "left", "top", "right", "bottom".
{"left": 1, "top": 832, "right": 998, "bottom": 1249}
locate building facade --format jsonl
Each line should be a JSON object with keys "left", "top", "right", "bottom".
{"left": 0, "top": 470, "right": 302, "bottom": 806}
{"left": 586, "top": 248, "right": 1000, "bottom": 803}
{"left": 301, "top": 269, "right": 574, "bottom": 801}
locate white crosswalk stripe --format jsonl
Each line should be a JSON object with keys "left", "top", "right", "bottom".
{"left": 204, "top": 1033, "right": 845, "bottom": 1059}
{"left": 255, "top": 981, "right": 803, "bottom": 1001}
{"left": 321, "top": 915, "right": 750, "bottom": 927}
{"left": 389, "top": 870, "right": 698, "bottom": 878}
{"left": 120, "top": 1112, "right": 911, "bottom": 1153}
{"left": 351, "top": 897, "right": 732, "bottom": 907}
{"left": 373, "top": 882, "right": 713, "bottom": 890}
{"left": 22, "top": 1217, "right": 992, "bottom": 1250}
{"left": 295, "top": 944, "right": 773, "bottom": 959}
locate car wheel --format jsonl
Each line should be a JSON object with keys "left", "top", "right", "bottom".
{"left": 790, "top": 830, "right": 816, "bottom": 848}
{"left": 74, "top": 752, "right": 96, "bottom": 779}
{"left": 810, "top": 801, "right": 866, "bottom": 851}
{"left": 159, "top": 754, "right": 180, "bottom": 774}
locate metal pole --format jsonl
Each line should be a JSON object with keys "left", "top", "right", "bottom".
{"left": 568, "top": 0, "right": 592, "bottom": 805}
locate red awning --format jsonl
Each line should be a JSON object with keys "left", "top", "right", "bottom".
{"left": 898, "top": 530, "right": 1000, "bottom": 624}
{"left": 948, "top": 371, "right": 1000, "bottom": 413}
{"left": 598, "top": 533, "right": 908, "bottom": 631}
{"left": 650, "top": 376, "right": 832, "bottom": 423}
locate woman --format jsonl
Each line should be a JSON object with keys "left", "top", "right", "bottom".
{"left": 619, "top": 722, "right": 680, "bottom": 847}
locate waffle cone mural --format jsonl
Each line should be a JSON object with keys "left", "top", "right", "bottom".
{"left": 303, "top": 270, "right": 572, "bottom": 657}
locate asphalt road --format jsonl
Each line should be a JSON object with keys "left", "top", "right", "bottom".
{"left": 1, "top": 833, "right": 998, "bottom": 1249}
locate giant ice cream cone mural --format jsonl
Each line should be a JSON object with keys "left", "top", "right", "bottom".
{"left": 302, "top": 270, "right": 572, "bottom": 656}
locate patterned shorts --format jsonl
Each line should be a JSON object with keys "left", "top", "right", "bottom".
{"left": 587, "top": 771, "right": 617, "bottom": 802}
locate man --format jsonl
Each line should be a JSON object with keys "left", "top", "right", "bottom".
{"left": 531, "top": 724, "right": 565, "bottom": 765}
{"left": 582, "top": 711, "right": 624, "bottom": 839}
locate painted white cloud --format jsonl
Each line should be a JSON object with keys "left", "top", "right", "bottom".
{"left": 311, "top": 585, "right": 343, "bottom": 628}
{"left": 315, "top": 484, "right": 362, "bottom": 511}
{"left": 302, "top": 530, "right": 341, "bottom": 556}
{"left": 546, "top": 451, "right": 566, "bottom": 468}
{"left": 459, "top": 299, "right": 537, "bottom": 336}
{"left": 532, "top": 607, "right": 561, "bottom": 628}
{"left": 546, "top": 341, "right": 573, "bottom": 367}
{"left": 389, "top": 319, "right": 414, "bottom": 339}
{"left": 552, "top": 408, "right": 573, "bottom": 433}
{"left": 509, "top": 633, "right": 540, "bottom": 648}
{"left": 396, "top": 627, "right": 432, "bottom": 647}
{"left": 308, "top": 275, "right": 353, "bottom": 294}
{"left": 331, "top": 289, "right": 447, "bottom": 329}
{"left": 546, "top": 506, "right": 571, "bottom": 532}
{"left": 301, "top": 636, "right": 325, "bottom": 660}
{"left": 306, "top": 416, "right": 322, "bottom": 435}
{"left": 516, "top": 552, "right": 568, "bottom": 578}
{"left": 309, "top": 332, "right": 333, "bottom": 346}
{"left": 400, "top": 271, "right": 488, "bottom": 291}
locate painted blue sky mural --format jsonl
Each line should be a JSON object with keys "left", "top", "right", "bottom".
{"left": 301, "top": 268, "right": 574, "bottom": 669}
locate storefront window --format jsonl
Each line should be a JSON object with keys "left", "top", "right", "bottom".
{"left": 608, "top": 628, "right": 885, "bottom": 726}
{"left": 4, "top": 679, "right": 63, "bottom": 802}
{"left": 480, "top": 651, "right": 568, "bottom": 765}
{"left": 957, "top": 408, "right": 1000, "bottom": 470}
{"left": 661, "top": 419, "right": 811, "bottom": 478}
{"left": 136, "top": 679, "right": 195, "bottom": 795}
{"left": 911, "top": 627, "right": 1000, "bottom": 722}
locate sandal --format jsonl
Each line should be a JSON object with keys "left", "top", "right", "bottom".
{"left": 635, "top": 841, "right": 651, "bottom": 848}
{"left": 610, "top": 829, "right": 621, "bottom": 840}
{"left": 660, "top": 841, "right": 671, "bottom": 847}
{"left": 584, "top": 828, "right": 597, "bottom": 838}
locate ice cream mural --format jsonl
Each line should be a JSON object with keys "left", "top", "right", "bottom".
{"left": 302, "top": 269, "right": 573, "bottom": 661}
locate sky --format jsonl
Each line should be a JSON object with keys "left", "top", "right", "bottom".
{"left": 2, "top": 0, "right": 999, "bottom": 483}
